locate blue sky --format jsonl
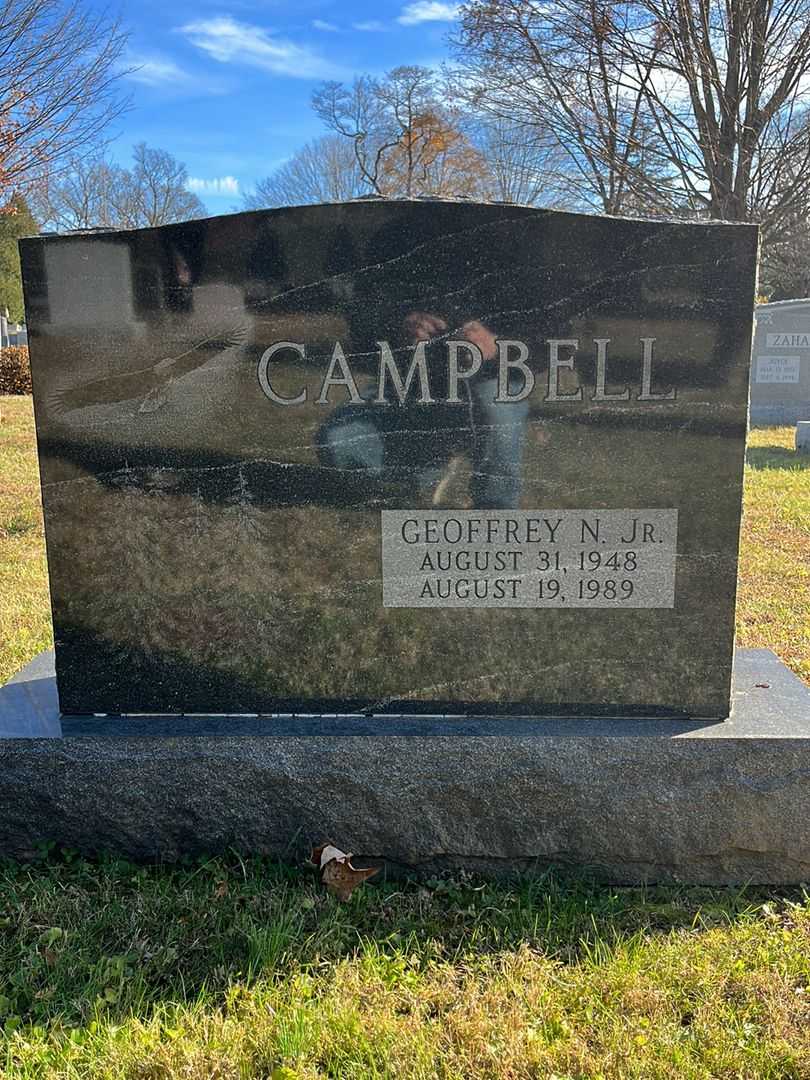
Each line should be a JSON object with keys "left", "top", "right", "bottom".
{"left": 107, "top": 0, "right": 460, "bottom": 213}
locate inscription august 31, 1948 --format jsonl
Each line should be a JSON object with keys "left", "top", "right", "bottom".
{"left": 381, "top": 510, "right": 679, "bottom": 609}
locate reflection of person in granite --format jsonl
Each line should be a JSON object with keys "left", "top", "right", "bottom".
{"left": 317, "top": 312, "right": 530, "bottom": 509}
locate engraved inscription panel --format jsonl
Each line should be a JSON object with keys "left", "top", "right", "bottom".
{"left": 755, "top": 356, "right": 801, "bottom": 383}
{"left": 765, "top": 332, "right": 810, "bottom": 348}
{"left": 382, "top": 510, "right": 678, "bottom": 609}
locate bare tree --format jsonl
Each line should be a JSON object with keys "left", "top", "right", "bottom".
{"left": 313, "top": 70, "right": 416, "bottom": 196}
{"left": 756, "top": 112, "right": 810, "bottom": 295}
{"left": 759, "top": 214, "right": 810, "bottom": 297}
{"left": 30, "top": 155, "right": 120, "bottom": 229}
{"left": 455, "top": 0, "right": 810, "bottom": 231}
{"left": 120, "top": 143, "right": 206, "bottom": 227}
{"left": 453, "top": 2, "right": 675, "bottom": 214}
{"left": 313, "top": 65, "right": 492, "bottom": 199}
{"left": 32, "top": 144, "right": 205, "bottom": 230}
{"left": 468, "top": 118, "right": 571, "bottom": 206}
{"left": 627, "top": 0, "right": 810, "bottom": 229}
{"left": 0, "top": 0, "right": 128, "bottom": 201}
{"left": 244, "top": 135, "right": 367, "bottom": 208}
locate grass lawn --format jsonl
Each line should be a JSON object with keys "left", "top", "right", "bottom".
{"left": 0, "top": 397, "right": 51, "bottom": 684}
{"left": 737, "top": 433, "right": 810, "bottom": 681}
{"left": 3, "top": 858, "right": 810, "bottom": 1079}
{"left": 1, "top": 394, "right": 809, "bottom": 1078}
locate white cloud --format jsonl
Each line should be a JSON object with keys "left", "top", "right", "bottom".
{"left": 120, "top": 54, "right": 190, "bottom": 86}
{"left": 397, "top": 2, "right": 459, "bottom": 25}
{"left": 187, "top": 175, "right": 240, "bottom": 197}
{"left": 353, "top": 19, "right": 387, "bottom": 31}
{"left": 312, "top": 19, "right": 339, "bottom": 31}
{"left": 180, "top": 16, "right": 343, "bottom": 79}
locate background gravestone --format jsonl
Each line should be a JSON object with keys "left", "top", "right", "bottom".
{"left": 751, "top": 299, "right": 810, "bottom": 425}
{"left": 20, "top": 200, "right": 758, "bottom": 720}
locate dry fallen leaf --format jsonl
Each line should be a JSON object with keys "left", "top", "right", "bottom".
{"left": 322, "top": 859, "right": 379, "bottom": 902}
{"left": 310, "top": 843, "right": 379, "bottom": 901}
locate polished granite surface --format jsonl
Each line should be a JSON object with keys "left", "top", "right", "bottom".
{"left": 20, "top": 200, "right": 758, "bottom": 717}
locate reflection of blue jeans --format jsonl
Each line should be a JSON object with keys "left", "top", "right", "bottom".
{"left": 318, "top": 374, "right": 529, "bottom": 509}
{"left": 469, "top": 376, "right": 529, "bottom": 509}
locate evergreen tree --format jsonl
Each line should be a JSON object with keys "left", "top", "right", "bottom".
{"left": 0, "top": 196, "right": 37, "bottom": 323}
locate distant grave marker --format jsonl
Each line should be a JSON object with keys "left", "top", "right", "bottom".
{"left": 751, "top": 300, "right": 810, "bottom": 423}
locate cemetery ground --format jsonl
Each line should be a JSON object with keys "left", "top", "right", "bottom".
{"left": 0, "top": 394, "right": 809, "bottom": 1078}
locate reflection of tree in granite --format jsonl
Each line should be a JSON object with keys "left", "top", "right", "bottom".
{"left": 182, "top": 487, "right": 213, "bottom": 537}
{"left": 226, "top": 467, "right": 264, "bottom": 539}
{"left": 45, "top": 480, "right": 290, "bottom": 676}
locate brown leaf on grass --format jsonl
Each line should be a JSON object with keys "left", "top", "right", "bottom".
{"left": 310, "top": 844, "right": 379, "bottom": 901}
{"left": 322, "top": 859, "right": 379, "bottom": 902}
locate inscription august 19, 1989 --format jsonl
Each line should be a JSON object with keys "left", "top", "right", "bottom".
{"left": 382, "top": 510, "right": 679, "bottom": 609}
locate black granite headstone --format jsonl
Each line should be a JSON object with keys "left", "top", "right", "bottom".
{"left": 20, "top": 200, "right": 758, "bottom": 719}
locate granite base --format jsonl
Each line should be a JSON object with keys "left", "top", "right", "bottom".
{"left": 1, "top": 649, "right": 809, "bottom": 884}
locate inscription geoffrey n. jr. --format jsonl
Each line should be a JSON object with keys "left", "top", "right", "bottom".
{"left": 382, "top": 510, "right": 679, "bottom": 609}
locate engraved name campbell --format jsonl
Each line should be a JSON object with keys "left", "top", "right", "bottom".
{"left": 257, "top": 337, "right": 677, "bottom": 405}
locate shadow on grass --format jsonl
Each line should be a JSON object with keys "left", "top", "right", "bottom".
{"left": 746, "top": 444, "right": 810, "bottom": 470}
{"left": 0, "top": 851, "right": 804, "bottom": 1030}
